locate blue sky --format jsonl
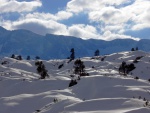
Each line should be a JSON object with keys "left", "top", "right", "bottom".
{"left": 0, "top": 0, "right": 150, "bottom": 40}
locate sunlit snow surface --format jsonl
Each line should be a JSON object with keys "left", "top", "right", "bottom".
{"left": 0, "top": 51, "right": 150, "bottom": 113}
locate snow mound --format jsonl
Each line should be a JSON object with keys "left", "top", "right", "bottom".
{"left": 0, "top": 50, "right": 150, "bottom": 113}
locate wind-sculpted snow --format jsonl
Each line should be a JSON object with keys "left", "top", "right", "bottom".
{"left": 0, "top": 51, "right": 150, "bottom": 113}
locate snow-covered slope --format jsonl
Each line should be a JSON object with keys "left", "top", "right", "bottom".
{"left": 0, "top": 51, "right": 150, "bottom": 113}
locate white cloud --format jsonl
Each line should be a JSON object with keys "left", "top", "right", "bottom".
{"left": 68, "top": 24, "right": 99, "bottom": 39}
{"left": 67, "top": 0, "right": 133, "bottom": 39}
{"left": 23, "top": 11, "right": 73, "bottom": 21}
{"left": 9, "top": 18, "right": 68, "bottom": 35}
{"left": 2, "top": 14, "right": 100, "bottom": 39}
{"left": 120, "top": 0, "right": 150, "bottom": 31}
{"left": 67, "top": 0, "right": 150, "bottom": 33}
{"left": 56, "top": 11, "right": 73, "bottom": 20}
{"left": 0, "top": 19, "right": 12, "bottom": 30}
{"left": 0, "top": 0, "right": 9, "bottom": 4}
{"left": 89, "top": 7, "right": 129, "bottom": 25}
{"left": 66, "top": 0, "right": 131, "bottom": 13}
{"left": 0, "top": 0, "right": 148, "bottom": 41}
{"left": 103, "top": 25, "right": 125, "bottom": 34}
{"left": 132, "top": 23, "right": 150, "bottom": 31}
{"left": 67, "top": 0, "right": 104, "bottom": 13}
{"left": 102, "top": 30, "right": 140, "bottom": 41}
{"left": 0, "top": 0, "right": 42, "bottom": 13}
{"left": 1, "top": 16, "right": 140, "bottom": 41}
{"left": 101, "top": 0, "right": 130, "bottom": 5}
{"left": 24, "top": 12, "right": 58, "bottom": 21}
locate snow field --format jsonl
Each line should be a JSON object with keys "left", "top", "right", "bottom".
{"left": 0, "top": 50, "right": 150, "bottom": 113}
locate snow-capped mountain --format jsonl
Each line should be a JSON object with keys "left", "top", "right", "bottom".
{"left": 0, "top": 26, "right": 150, "bottom": 59}
{"left": 0, "top": 50, "right": 150, "bottom": 113}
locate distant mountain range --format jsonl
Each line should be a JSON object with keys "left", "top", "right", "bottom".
{"left": 0, "top": 26, "right": 150, "bottom": 59}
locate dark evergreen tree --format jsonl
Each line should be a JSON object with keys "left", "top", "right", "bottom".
{"left": 69, "top": 80, "right": 77, "bottom": 87}
{"left": 35, "top": 56, "right": 40, "bottom": 60}
{"left": 68, "top": 59, "right": 89, "bottom": 87}
{"left": 119, "top": 61, "right": 136, "bottom": 75}
{"left": 35, "top": 61, "right": 49, "bottom": 79}
{"left": 94, "top": 49, "right": 100, "bottom": 56}
{"left": 145, "top": 101, "right": 149, "bottom": 106}
{"left": 136, "top": 47, "right": 138, "bottom": 51}
{"left": 40, "top": 69, "right": 49, "bottom": 79}
{"left": 27, "top": 56, "right": 30, "bottom": 60}
{"left": 119, "top": 61, "right": 127, "bottom": 75}
{"left": 134, "top": 76, "right": 139, "bottom": 80}
{"left": 74, "top": 59, "right": 85, "bottom": 75}
{"left": 143, "top": 98, "right": 146, "bottom": 101}
{"left": 73, "top": 59, "right": 89, "bottom": 76}
{"left": 35, "top": 61, "right": 42, "bottom": 66}
{"left": 53, "top": 98, "right": 58, "bottom": 103}
{"left": 11, "top": 54, "right": 15, "bottom": 59}
{"left": 70, "top": 48, "right": 75, "bottom": 60}
{"left": 17, "top": 55, "right": 22, "bottom": 60}
{"left": 126, "top": 63, "right": 135, "bottom": 73}
{"left": 37, "top": 65, "right": 42, "bottom": 74}
{"left": 133, "top": 56, "right": 143, "bottom": 63}
{"left": 58, "top": 64, "right": 64, "bottom": 69}
{"left": 131, "top": 48, "right": 135, "bottom": 51}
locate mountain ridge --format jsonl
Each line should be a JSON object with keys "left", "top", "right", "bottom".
{"left": 0, "top": 26, "right": 149, "bottom": 59}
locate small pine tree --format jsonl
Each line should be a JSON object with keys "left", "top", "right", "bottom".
{"left": 119, "top": 62, "right": 136, "bottom": 75}
{"left": 136, "top": 47, "right": 138, "bottom": 51}
{"left": 70, "top": 48, "right": 75, "bottom": 60}
{"left": 131, "top": 48, "right": 135, "bottom": 51}
{"left": 145, "top": 101, "right": 149, "bottom": 106}
{"left": 27, "top": 56, "right": 30, "bottom": 60}
{"left": 58, "top": 64, "right": 64, "bottom": 69}
{"left": 119, "top": 61, "right": 126, "bottom": 75}
{"left": 17, "top": 55, "right": 22, "bottom": 60}
{"left": 35, "top": 56, "right": 40, "bottom": 60}
{"left": 73, "top": 59, "right": 89, "bottom": 76}
{"left": 134, "top": 76, "right": 139, "bottom": 80}
{"left": 40, "top": 69, "right": 48, "bottom": 79}
{"left": 35, "top": 61, "right": 42, "bottom": 66}
{"left": 126, "top": 63, "right": 136, "bottom": 73}
{"left": 11, "top": 54, "right": 15, "bottom": 59}
{"left": 37, "top": 65, "right": 42, "bottom": 74}
{"left": 94, "top": 49, "right": 100, "bottom": 56}
{"left": 35, "top": 61, "right": 49, "bottom": 79}
{"left": 69, "top": 80, "right": 77, "bottom": 87}
{"left": 74, "top": 59, "right": 85, "bottom": 75}
{"left": 143, "top": 98, "right": 146, "bottom": 101}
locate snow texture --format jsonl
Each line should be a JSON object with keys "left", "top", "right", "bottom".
{"left": 0, "top": 50, "right": 150, "bottom": 113}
